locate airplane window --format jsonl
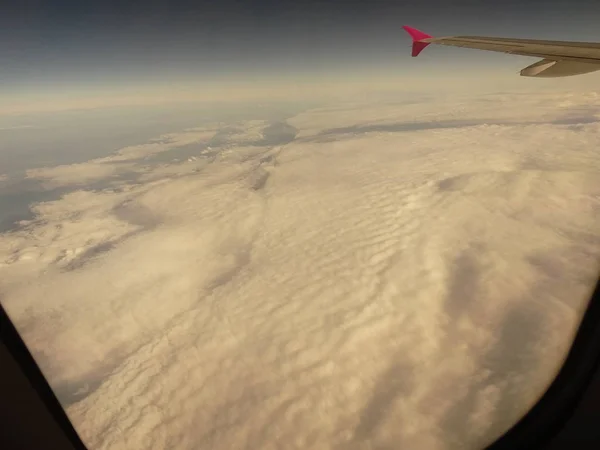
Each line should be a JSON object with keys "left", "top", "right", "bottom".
{"left": 2, "top": 1, "right": 600, "bottom": 449}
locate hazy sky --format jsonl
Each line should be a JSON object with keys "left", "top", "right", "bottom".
{"left": 3, "top": 0, "right": 600, "bottom": 112}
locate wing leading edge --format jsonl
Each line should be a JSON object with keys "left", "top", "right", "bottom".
{"left": 402, "top": 25, "right": 600, "bottom": 78}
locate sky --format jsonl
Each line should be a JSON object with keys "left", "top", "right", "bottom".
{"left": 3, "top": 0, "right": 600, "bottom": 113}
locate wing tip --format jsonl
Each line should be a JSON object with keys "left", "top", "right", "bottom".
{"left": 402, "top": 26, "right": 432, "bottom": 40}
{"left": 402, "top": 25, "right": 433, "bottom": 57}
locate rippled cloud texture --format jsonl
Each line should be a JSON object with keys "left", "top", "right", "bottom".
{"left": 2, "top": 89, "right": 600, "bottom": 450}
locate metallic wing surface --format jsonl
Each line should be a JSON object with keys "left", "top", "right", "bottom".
{"left": 402, "top": 25, "right": 600, "bottom": 78}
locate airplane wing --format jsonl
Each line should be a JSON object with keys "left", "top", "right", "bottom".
{"left": 402, "top": 25, "right": 600, "bottom": 78}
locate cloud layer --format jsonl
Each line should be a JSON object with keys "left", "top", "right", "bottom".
{"left": 1, "top": 89, "right": 600, "bottom": 450}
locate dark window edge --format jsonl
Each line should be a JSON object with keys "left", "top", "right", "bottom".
{"left": 488, "top": 276, "right": 600, "bottom": 449}
{"left": 0, "top": 303, "right": 88, "bottom": 450}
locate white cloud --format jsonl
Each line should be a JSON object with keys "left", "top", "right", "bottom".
{"left": 26, "top": 162, "right": 134, "bottom": 188}
{"left": 2, "top": 90, "right": 600, "bottom": 450}
{"left": 23, "top": 130, "right": 219, "bottom": 189}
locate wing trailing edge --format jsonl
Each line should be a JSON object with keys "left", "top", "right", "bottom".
{"left": 521, "top": 59, "right": 600, "bottom": 77}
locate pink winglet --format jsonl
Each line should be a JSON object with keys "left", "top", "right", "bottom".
{"left": 402, "top": 25, "right": 433, "bottom": 57}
